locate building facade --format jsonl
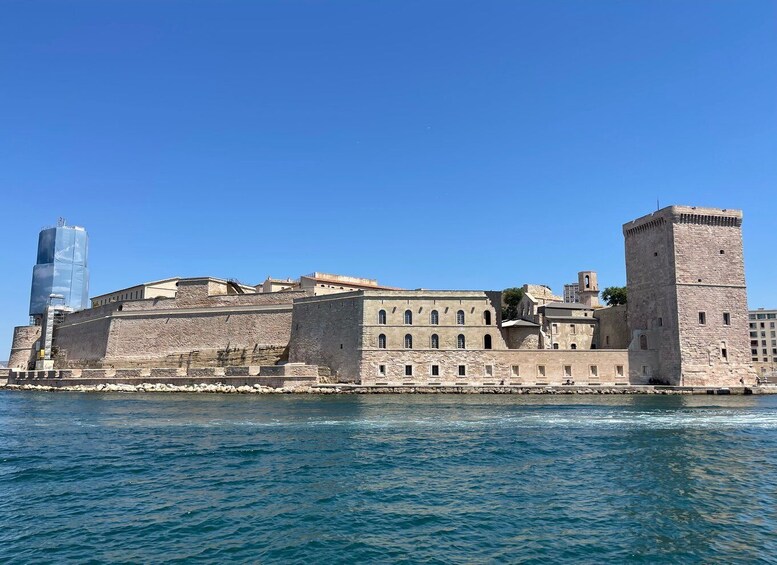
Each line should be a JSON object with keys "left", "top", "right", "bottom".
{"left": 749, "top": 308, "right": 777, "bottom": 378}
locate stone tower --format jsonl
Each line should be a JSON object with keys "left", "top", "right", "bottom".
{"left": 623, "top": 205, "right": 755, "bottom": 387}
{"left": 578, "top": 271, "right": 600, "bottom": 307}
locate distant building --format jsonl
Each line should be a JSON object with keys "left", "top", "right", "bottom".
{"left": 91, "top": 277, "right": 181, "bottom": 307}
{"left": 749, "top": 308, "right": 777, "bottom": 376}
{"left": 299, "top": 272, "right": 400, "bottom": 295}
{"left": 563, "top": 284, "right": 579, "bottom": 303}
{"left": 29, "top": 220, "right": 89, "bottom": 322}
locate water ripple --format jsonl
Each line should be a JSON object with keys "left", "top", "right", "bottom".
{"left": 2, "top": 393, "right": 777, "bottom": 563}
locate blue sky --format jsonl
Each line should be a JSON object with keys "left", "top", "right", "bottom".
{"left": 1, "top": 1, "right": 775, "bottom": 354}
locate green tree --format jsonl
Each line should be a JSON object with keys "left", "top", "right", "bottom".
{"left": 601, "top": 286, "right": 627, "bottom": 306}
{"left": 501, "top": 287, "right": 525, "bottom": 320}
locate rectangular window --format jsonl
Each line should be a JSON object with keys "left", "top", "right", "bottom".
{"left": 431, "top": 365, "right": 439, "bottom": 377}
{"left": 458, "top": 365, "right": 466, "bottom": 376}
{"left": 511, "top": 365, "right": 520, "bottom": 376}
{"left": 590, "top": 365, "right": 598, "bottom": 377}
{"left": 658, "top": 317, "right": 663, "bottom": 327}
{"left": 378, "top": 365, "right": 386, "bottom": 376}
{"left": 485, "top": 365, "right": 493, "bottom": 376}
{"left": 405, "top": 365, "right": 413, "bottom": 376}
{"left": 616, "top": 365, "right": 624, "bottom": 377}
{"left": 552, "top": 324, "right": 558, "bottom": 332}
{"left": 642, "top": 365, "right": 649, "bottom": 376}
{"left": 605, "top": 335, "right": 610, "bottom": 346}
{"left": 723, "top": 312, "right": 731, "bottom": 326}
{"left": 721, "top": 348, "right": 728, "bottom": 361}
{"left": 570, "top": 324, "right": 576, "bottom": 334}
{"left": 537, "top": 365, "right": 546, "bottom": 377}
{"left": 564, "top": 365, "right": 572, "bottom": 377}
{"left": 698, "top": 312, "right": 706, "bottom": 325}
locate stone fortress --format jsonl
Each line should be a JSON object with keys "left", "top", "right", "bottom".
{"left": 6, "top": 205, "right": 757, "bottom": 389}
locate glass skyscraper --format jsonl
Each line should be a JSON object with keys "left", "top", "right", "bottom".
{"left": 29, "top": 222, "right": 89, "bottom": 318}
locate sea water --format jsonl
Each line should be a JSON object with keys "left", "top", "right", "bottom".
{"left": 1, "top": 392, "right": 777, "bottom": 563}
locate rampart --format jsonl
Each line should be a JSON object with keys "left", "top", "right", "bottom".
{"left": 49, "top": 281, "right": 308, "bottom": 368}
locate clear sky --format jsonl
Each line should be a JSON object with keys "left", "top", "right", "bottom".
{"left": 1, "top": 0, "right": 775, "bottom": 355}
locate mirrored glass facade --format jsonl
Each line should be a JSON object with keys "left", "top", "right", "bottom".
{"left": 29, "top": 226, "right": 89, "bottom": 316}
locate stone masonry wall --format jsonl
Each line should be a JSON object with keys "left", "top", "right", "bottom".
{"left": 8, "top": 325, "right": 41, "bottom": 369}
{"left": 594, "top": 304, "right": 630, "bottom": 349}
{"left": 359, "top": 348, "right": 658, "bottom": 386}
{"left": 51, "top": 281, "right": 302, "bottom": 368}
{"left": 288, "top": 293, "right": 364, "bottom": 382}
{"left": 671, "top": 217, "right": 754, "bottom": 386}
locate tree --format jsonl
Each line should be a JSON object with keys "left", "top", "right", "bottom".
{"left": 601, "top": 286, "right": 627, "bottom": 306}
{"left": 501, "top": 287, "right": 525, "bottom": 320}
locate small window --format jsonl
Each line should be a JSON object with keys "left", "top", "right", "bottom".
{"left": 484, "top": 310, "right": 492, "bottom": 325}
{"left": 723, "top": 312, "right": 731, "bottom": 326}
{"left": 404, "top": 334, "right": 413, "bottom": 349}
{"left": 571, "top": 344, "right": 577, "bottom": 350}
{"left": 456, "top": 310, "right": 465, "bottom": 325}
{"left": 639, "top": 335, "right": 648, "bottom": 350}
{"left": 721, "top": 348, "right": 728, "bottom": 361}
{"left": 552, "top": 323, "right": 558, "bottom": 332}
{"left": 720, "top": 250, "right": 725, "bottom": 254}
{"left": 616, "top": 365, "right": 624, "bottom": 377}
{"left": 378, "top": 365, "right": 386, "bottom": 376}
{"left": 553, "top": 343, "right": 559, "bottom": 349}
{"left": 484, "top": 334, "right": 492, "bottom": 349}
{"left": 585, "top": 275, "right": 590, "bottom": 288}
{"left": 405, "top": 365, "right": 413, "bottom": 376}
{"left": 570, "top": 324, "right": 576, "bottom": 334}
{"left": 430, "top": 310, "right": 439, "bottom": 325}
{"left": 404, "top": 310, "right": 413, "bottom": 325}
{"left": 457, "top": 334, "right": 466, "bottom": 349}
{"left": 590, "top": 365, "right": 598, "bottom": 377}
{"left": 699, "top": 312, "right": 706, "bottom": 325}
{"left": 431, "top": 365, "right": 439, "bottom": 376}
{"left": 511, "top": 365, "right": 520, "bottom": 376}
{"left": 378, "top": 310, "right": 387, "bottom": 324}
{"left": 564, "top": 365, "right": 572, "bottom": 377}
{"left": 378, "top": 334, "right": 386, "bottom": 349}
{"left": 605, "top": 335, "right": 610, "bottom": 346}
{"left": 658, "top": 317, "right": 663, "bottom": 327}
{"left": 430, "top": 334, "right": 439, "bottom": 349}
{"left": 642, "top": 365, "right": 649, "bottom": 376}
{"left": 537, "top": 365, "right": 546, "bottom": 377}
{"left": 458, "top": 365, "right": 466, "bottom": 376}
{"left": 485, "top": 365, "right": 493, "bottom": 376}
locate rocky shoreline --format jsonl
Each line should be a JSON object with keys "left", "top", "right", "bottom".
{"left": 0, "top": 381, "right": 760, "bottom": 395}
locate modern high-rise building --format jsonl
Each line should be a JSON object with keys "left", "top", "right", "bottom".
{"left": 749, "top": 308, "right": 777, "bottom": 374}
{"left": 563, "top": 283, "right": 579, "bottom": 303}
{"left": 28, "top": 220, "right": 89, "bottom": 321}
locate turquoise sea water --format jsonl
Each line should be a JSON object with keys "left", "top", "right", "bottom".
{"left": 2, "top": 393, "right": 777, "bottom": 564}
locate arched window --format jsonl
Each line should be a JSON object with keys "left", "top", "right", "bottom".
{"left": 457, "top": 310, "right": 465, "bottom": 325}
{"left": 430, "top": 310, "right": 439, "bottom": 325}
{"left": 431, "top": 334, "right": 439, "bottom": 349}
{"left": 585, "top": 275, "right": 590, "bottom": 289}
{"left": 484, "top": 310, "right": 492, "bottom": 325}
{"left": 378, "top": 310, "right": 386, "bottom": 325}
{"left": 457, "top": 334, "right": 466, "bottom": 349}
{"left": 404, "top": 334, "right": 413, "bottom": 349}
{"left": 484, "top": 334, "right": 492, "bottom": 349}
{"left": 640, "top": 334, "right": 648, "bottom": 350}
{"left": 378, "top": 334, "right": 386, "bottom": 349}
{"left": 571, "top": 344, "right": 577, "bottom": 350}
{"left": 404, "top": 310, "right": 413, "bottom": 325}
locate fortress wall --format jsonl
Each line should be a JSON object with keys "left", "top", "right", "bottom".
{"left": 359, "top": 349, "right": 657, "bottom": 386}
{"left": 52, "top": 286, "right": 301, "bottom": 369}
{"left": 595, "top": 305, "right": 630, "bottom": 349}
{"left": 288, "top": 294, "right": 363, "bottom": 383}
{"left": 8, "top": 325, "right": 41, "bottom": 369}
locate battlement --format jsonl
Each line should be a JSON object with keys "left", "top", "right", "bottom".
{"left": 624, "top": 206, "right": 743, "bottom": 237}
